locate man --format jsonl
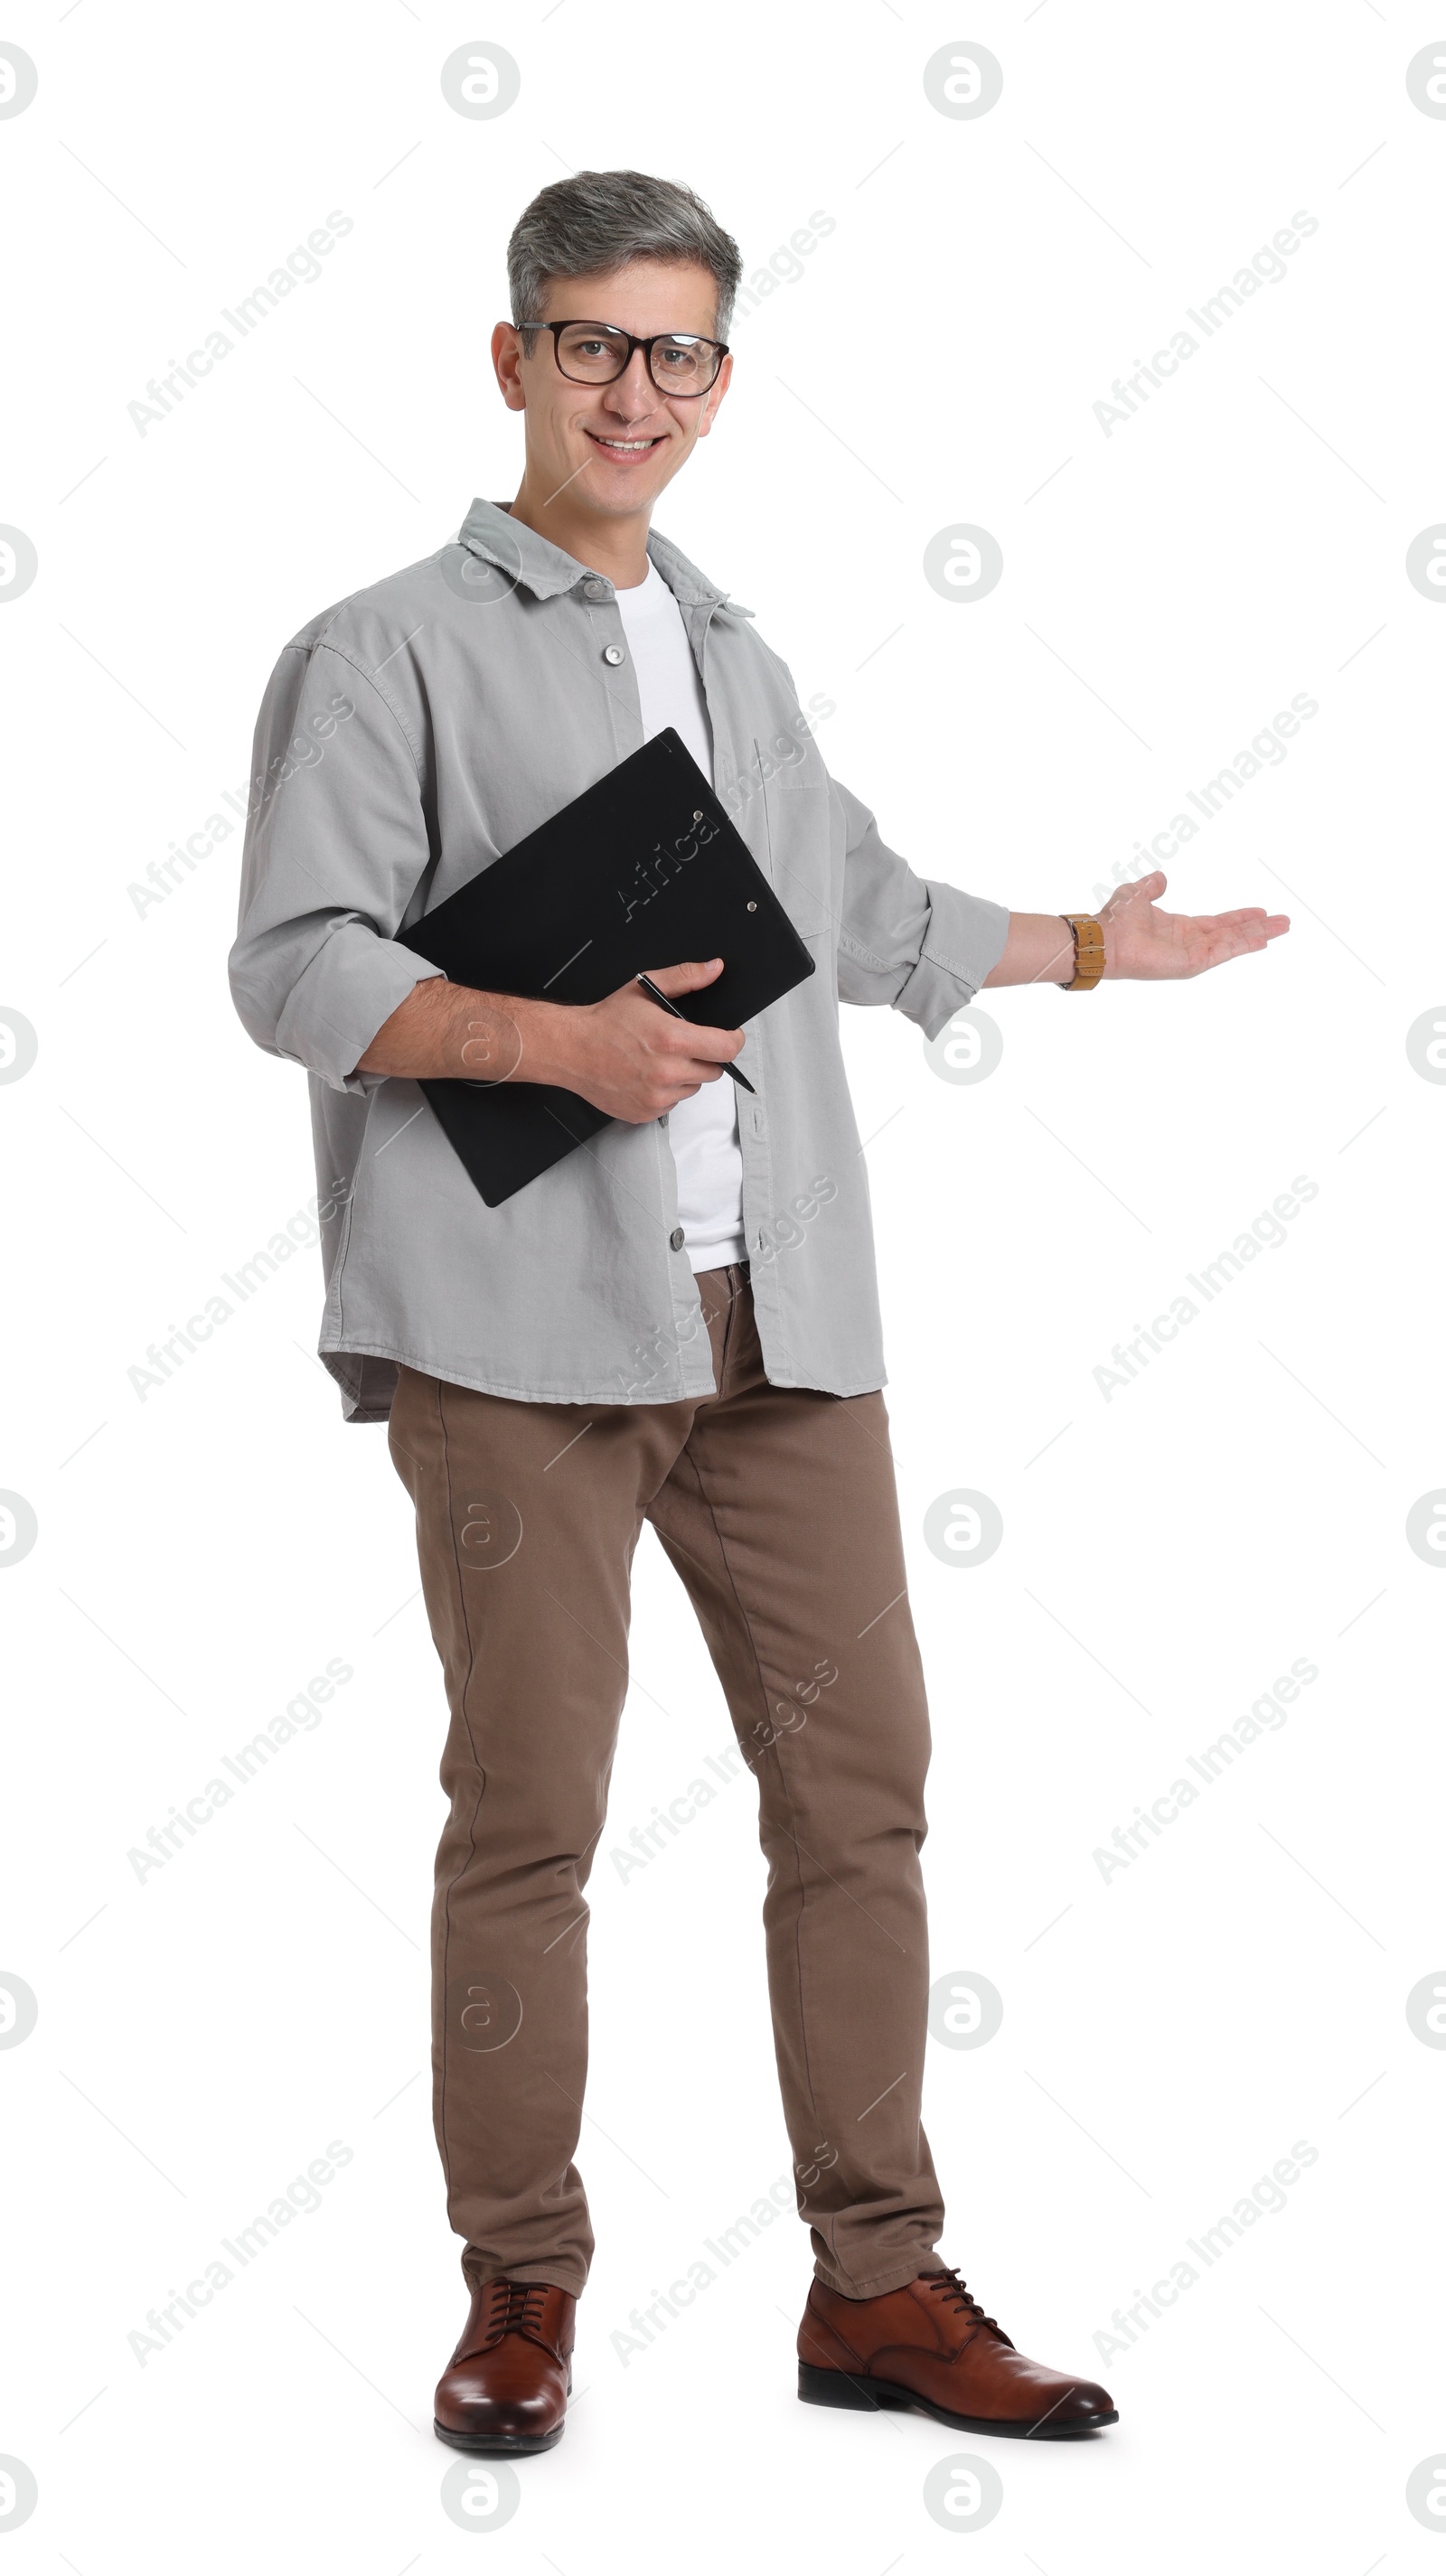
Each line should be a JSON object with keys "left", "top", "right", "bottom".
{"left": 230, "top": 168, "right": 1287, "bottom": 2457}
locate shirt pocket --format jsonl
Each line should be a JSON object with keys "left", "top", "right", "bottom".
{"left": 755, "top": 735, "right": 835, "bottom": 941}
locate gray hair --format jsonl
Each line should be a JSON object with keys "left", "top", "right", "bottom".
{"left": 507, "top": 169, "right": 743, "bottom": 349}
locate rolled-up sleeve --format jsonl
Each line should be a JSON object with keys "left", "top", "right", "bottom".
{"left": 830, "top": 779, "right": 1010, "bottom": 1037}
{"left": 229, "top": 640, "right": 444, "bottom": 1094}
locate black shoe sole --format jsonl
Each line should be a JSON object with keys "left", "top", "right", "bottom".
{"left": 433, "top": 2416, "right": 565, "bottom": 2455}
{"left": 797, "top": 2359, "right": 1118, "bottom": 2439}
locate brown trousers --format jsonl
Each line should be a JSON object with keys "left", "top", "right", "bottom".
{"left": 388, "top": 1267, "right": 944, "bottom": 2301}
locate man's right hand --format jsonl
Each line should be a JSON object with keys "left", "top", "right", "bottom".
{"left": 354, "top": 958, "right": 745, "bottom": 1124}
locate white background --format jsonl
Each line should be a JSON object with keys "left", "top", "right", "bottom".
{"left": 3, "top": 2, "right": 1444, "bottom": 2567}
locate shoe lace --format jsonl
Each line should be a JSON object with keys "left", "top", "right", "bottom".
{"left": 922, "top": 2267, "right": 1002, "bottom": 2335}
{"left": 478, "top": 2279, "right": 551, "bottom": 2349}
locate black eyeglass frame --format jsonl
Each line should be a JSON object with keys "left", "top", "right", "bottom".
{"left": 516, "top": 318, "right": 730, "bottom": 397}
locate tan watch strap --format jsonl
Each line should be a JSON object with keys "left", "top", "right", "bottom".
{"left": 1061, "top": 913, "right": 1106, "bottom": 991}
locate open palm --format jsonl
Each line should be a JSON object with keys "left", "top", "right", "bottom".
{"left": 1099, "top": 869, "right": 1290, "bottom": 979}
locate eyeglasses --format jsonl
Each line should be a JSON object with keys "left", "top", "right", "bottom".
{"left": 518, "top": 319, "right": 728, "bottom": 398}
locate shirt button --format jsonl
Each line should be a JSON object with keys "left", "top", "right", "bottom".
{"left": 603, "top": 644, "right": 625, "bottom": 666}
{"left": 584, "top": 578, "right": 607, "bottom": 599}
{"left": 669, "top": 1226, "right": 685, "bottom": 1251}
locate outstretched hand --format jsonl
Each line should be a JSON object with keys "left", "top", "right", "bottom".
{"left": 1099, "top": 870, "right": 1290, "bottom": 979}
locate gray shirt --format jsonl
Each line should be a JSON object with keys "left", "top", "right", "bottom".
{"left": 229, "top": 499, "right": 1009, "bottom": 1419}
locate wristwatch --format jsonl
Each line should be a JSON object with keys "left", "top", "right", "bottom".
{"left": 1060, "top": 913, "right": 1106, "bottom": 991}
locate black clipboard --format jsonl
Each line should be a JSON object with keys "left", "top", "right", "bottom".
{"left": 393, "top": 729, "right": 815, "bottom": 1205}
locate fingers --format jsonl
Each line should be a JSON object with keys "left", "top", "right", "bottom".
{"left": 630, "top": 963, "right": 743, "bottom": 1061}
{"left": 1192, "top": 915, "right": 1291, "bottom": 972}
{"left": 670, "top": 1022, "right": 744, "bottom": 1063}
{"left": 626, "top": 998, "right": 743, "bottom": 1063}
{"left": 582, "top": 963, "right": 745, "bottom": 1119}
{"left": 1192, "top": 909, "right": 1292, "bottom": 951}
{"left": 1194, "top": 908, "right": 1291, "bottom": 935}
{"left": 646, "top": 958, "right": 726, "bottom": 997}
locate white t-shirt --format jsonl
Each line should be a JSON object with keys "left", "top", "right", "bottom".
{"left": 614, "top": 559, "right": 746, "bottom": 1272}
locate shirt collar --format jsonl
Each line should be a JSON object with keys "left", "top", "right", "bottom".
{"left": 455, "top": 496, "right": 752, "bottom": 617}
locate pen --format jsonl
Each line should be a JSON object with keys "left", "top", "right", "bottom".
{"left": 634, "top": 971, "right": 756, "bottom": 1094}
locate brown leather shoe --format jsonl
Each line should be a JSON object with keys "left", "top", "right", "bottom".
{"left": 798, "top": 2267, "right": 1116, "bottom": 2439}
{"left": 434, "top": 2278, "right": 576, "bottom": 2454}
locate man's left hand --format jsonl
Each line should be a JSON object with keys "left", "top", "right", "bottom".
{"left": 1100, "top": 869, "right": 1290, "bottom": 979}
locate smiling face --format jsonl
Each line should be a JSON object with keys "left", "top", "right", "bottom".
{"left": 493, "top": 258, "right": 733, "bottom": 538}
